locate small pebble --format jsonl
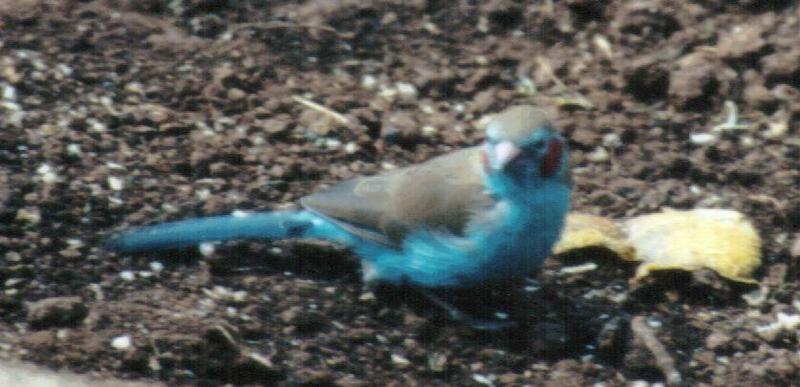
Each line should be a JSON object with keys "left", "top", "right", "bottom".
{"left": 111, "top": 334, "right": 132, "bottom": 350}
{"left": 124, "top": 82, "right": 144, "bottom": 95}
{"left": 5, "top": 251, "right": 22, "bottom": 262}
{"left": 742, "top": 286, "right": 768, "bottom": 307}
{"left": 764, "top": 120, "right": 788, "bottom": 139}
{"left": 1, "top": 83, "right": 17, "bottom": 100}
{"left": 358, "top": 292, "right": 376, "bottom": 302}
{"left": 602, "top": 133, "right": 623, "bottom": 148}
{"left": 56, "top": 63, "right": 73, "bottom": 76}
{"left": 199, "top": 242, "right": 216, "bottom": 257}
{"left": 740, "top": 135, "right": 755, "bottom": 148}
{"left": 106, "top": 162, "right": 126, "bottom": 171}
{"left": 5, "top": 278, "right": 24, "bottom": 288}
{"left": 56, "top": 329, "right": 69, "bottom": 340}
{"left": 149, "top": 261, "right": 164, "bottom": 273}
{"left": 395, "top": 82, "right": 418, "bottom": 98}
{"left": 107, "top": 176, "right": 124, "bottom": 191}
{"left": 36, "top": 164, "right": 60, "bottom": 184}
{"left": 646, "top": 317, "right": 662, "bottom": 328}
{"left": 378, "top": 86, "right": 397, "bottom": 99}
{"left": 593, "top": 34, "right": 614, "bottom": 59}
{"left": 323, "top": 138, "right": 342, "bottom": 149}
{"left": 344, "top": 142, "right": 359, "bottom": 154}
{"left": 66, "top": 143, "right": 81, "bottom": 156}
{"left": 361, "top": 75, "right": 377, "bottom": 90}
{"left": 472, "top": 373, "right": 494, "bottom": 386}
{"left": 227, "top": 88, "right": 246, "bottom": 100}
{"left": 195, "top": 188, "right": 212, "bottom": 201}
{"left": 391, "top": 353, "right": 411, "bottom": 368}
{"left": 421, "top": 125, "right": 437, "bottom": 136}
{"left": 690, "top": 133, "right": 717, "bottom": 145}
{"left": 119, "top": 271, "right": 135, "bottom": 282}
{"left": 477, "top": 16, "right": 489, "bottom": 33}
{"left": 88, "top": 284, "right": 104, "bottom": 301}
{"left": 790, "top": 235, "right": 800, "bottom": 258}
{"left": 423, "top": 21, "right": 440, "bottom": 34}
{"left": 1, "top": 100, "right": 21, "bottom": 112}
{"left": 705, "top": 331, "right": 732, "bottom": 350}
{"left": 756, "top": 313, "right": 800, "bottom": 341}
{"left": 428, "top": 353, "right": 448, "bottom": 372}
{"left": 586, "top": 147, "right": 610, "bottom": 163}
{"left": 147, "top": 107, "right": 170, "bottom": 124}
{"left": 86, "top": 118, "right": 107, "bottom": 133}
{"left": 15, "top": 208, "right": 41, "bottom": 225}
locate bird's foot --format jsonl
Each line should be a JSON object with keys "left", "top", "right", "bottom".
{"left": 416, "top": 288, "right": 519, "bottom": 331}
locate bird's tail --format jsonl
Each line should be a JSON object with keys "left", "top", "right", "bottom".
{"left": 104, "top": 210, "right": 351, "bottom": 253}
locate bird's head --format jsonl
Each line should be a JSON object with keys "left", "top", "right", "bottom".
{"left": 480, "top": 105, "right": 570, "bottom": 194}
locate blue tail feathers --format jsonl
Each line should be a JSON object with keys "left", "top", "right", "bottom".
{"left": 104, "top": 210, "right": 350, "bottom": 253}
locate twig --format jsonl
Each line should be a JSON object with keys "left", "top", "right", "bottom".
{"left": 711, "top": 100, "right": 751, "bottom": 132}
{"left": 536, "top": 56, "right": 594, "bottom": 109}
{"left": 148, "top": 336, "right": 163, "bottom": 372}
{"left": 229, "top": 21, "right": 343, "bottom": 37}
{"left": 292, "top": 95, "right": 351, "bottom": 126}
{"left": 593, "top": 34, "right": 614, "bottom": 59}
{"left": 537, "top": 56, "right": 568, "bottom": 90}
{"left": 631, "top": 316, "right": 683, "bottom": 386}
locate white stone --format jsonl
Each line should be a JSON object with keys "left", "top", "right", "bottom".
{"left": 360, "top": 75, "right": 377, "bottom": 90}
{"left": 119, "top": 271, "right": 135, "bottom": 282}
{"left": 586, "top": 147, "right": 610, "bottom": 163}
{"left": 344, "top": 142, "right": 359, "bottom": 154}
{"left": 395, "top": 82, "right": 418, "bottom": 98}
{"left": 1, "top": 83, "right": 16, "bottom": 100}
{"left": 690, "top": 133, "right": 717, "bottom": 145}
{"left": 149, "top": 261, "right": 164, "bottom": 273}
{"left": 66, "top": 143, "right": 81, "bottom": 156}
{"left": 107, "top": 176, "right": 124, "bottom": 191}
{"left": 111, "top": 334, "right": 132, "bottom": 350}
{"left": 198, "top": 242, "right": 216, "bottom": 257}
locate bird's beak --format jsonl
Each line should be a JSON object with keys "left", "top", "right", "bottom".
{"left": 492, "top": 141, "right": 521, "bottom": 170}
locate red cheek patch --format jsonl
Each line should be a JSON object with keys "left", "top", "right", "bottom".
{"left": 540, "top": 138, "right": 563, "bottom": 178}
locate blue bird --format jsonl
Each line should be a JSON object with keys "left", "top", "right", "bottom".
{"left": 106, "top": 105, "right": 571, "bottom": 328}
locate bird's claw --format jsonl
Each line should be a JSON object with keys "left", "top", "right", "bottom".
{"left": 417, "top": 288, "right": 519, "bottom": 331}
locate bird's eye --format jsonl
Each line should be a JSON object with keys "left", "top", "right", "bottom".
{"left": 519, "top": 139, "right": 543, "bottom": 156}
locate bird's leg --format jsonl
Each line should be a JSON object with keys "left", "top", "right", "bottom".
{"left": 415, "top": 287, "right": 519, "bottom": 331}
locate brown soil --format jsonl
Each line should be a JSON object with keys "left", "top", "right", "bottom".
{"left": 1, "top": 0, "right": 799, "bottom": 385}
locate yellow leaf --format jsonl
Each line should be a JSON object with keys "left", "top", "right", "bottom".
{"left": 554, "top": 213, "right": 636, "bottom": 261}
{"left": 622, "top": 208, "right": 761, "bottom": 283}
{"left": 553, "top": 209, "right": 762, "bottom": 284}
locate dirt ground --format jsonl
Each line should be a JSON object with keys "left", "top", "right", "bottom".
{"left": 1, "top": 0, "right": 799, "bottom": 385}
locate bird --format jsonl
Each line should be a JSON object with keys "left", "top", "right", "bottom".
{"left": 105, "top": 105, "right": 571, "bottom": 328}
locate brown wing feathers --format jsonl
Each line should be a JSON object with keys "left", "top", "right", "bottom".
{"left": 300, "top": 147, "right": 493, "bottom": 247}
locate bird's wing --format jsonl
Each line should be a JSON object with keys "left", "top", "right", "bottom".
{"left": 300, "top": 147, "right": 494, "bottom": 248}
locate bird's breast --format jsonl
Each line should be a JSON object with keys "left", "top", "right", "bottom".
{"left": 470, "top": 183, "right": 570, "bottom": 279}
